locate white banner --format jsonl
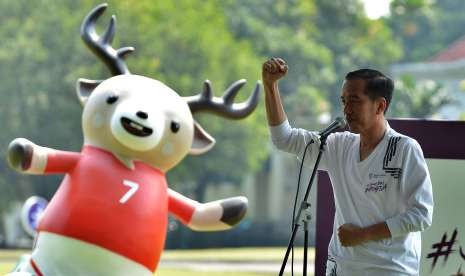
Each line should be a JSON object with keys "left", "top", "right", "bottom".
{"left": 421, "top": 159, "right": 465, "bottom": 275}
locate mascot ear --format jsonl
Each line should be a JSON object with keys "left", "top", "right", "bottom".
{"left": 76, "top": 78, "right": 103, "bottom": 106}
{"left": 189, "top": 121, "right": 216, "bottom": 155}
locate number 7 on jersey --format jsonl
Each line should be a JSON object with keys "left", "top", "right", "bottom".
{"left": 120, "top": 180, "right": 139, "bottom": 204}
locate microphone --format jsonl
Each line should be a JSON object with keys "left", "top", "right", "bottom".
{"left": 319, "top": 117, "right": 346, "bottom": 138}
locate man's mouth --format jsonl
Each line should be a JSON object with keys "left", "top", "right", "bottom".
{"left": 121, "top": 117, "right": 153, "bottom": 137}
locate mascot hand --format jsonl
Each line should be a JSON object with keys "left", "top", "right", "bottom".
{"left": 220, "top": 196, "right": 248, "bottom": 226}
{"left": 7, "top": 138, "right": 35, "bottom": 172}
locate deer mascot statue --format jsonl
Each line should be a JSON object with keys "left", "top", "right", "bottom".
{"left": 6, "top": 4, "right": 259, "bottom": 276}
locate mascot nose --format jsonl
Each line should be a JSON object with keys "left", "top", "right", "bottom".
{"left": 136, "top": 111, "right": 148, "bottom": 120}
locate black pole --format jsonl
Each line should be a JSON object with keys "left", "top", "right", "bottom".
{"left": 304, "top": 220, "right": 309, "bottom": 276}
{"left": 279, "top": 224, "right": 300, "bottom": 275}
{"left": 278, "top": 137, "right": 327, "bottom": 276}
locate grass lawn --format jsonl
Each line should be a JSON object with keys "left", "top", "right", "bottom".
{"left": 0, "top": 265, "right": 277, "bottom": 275}
{"left": 156, "top": 269, "right": 277, "bottom": 275}
{"left": 0, "top": 247, "right": 314, "bottom": 275}
{"left": 161, "top": 247, "right": 311, "bottom": 261}
{"left": 0, "top": 262, "right": 15, "bottom": 275}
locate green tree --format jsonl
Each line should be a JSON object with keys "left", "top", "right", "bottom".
{"left": 224, "top": 0, "right": 402, "bottom": 122}
{"left": 390, "top": 75, "right": 454, "bottom": 118}
{"left": 113, "top": 0, "right": 268, "bottom": 202}
{"left": 387, "top": 0, "right": 465, "bottom": 62}
{"left": 387, "top": 0, "right": 438, "bottom": 61}
{"left": 313, "top": 0, "right": 403, "bottom": 115}
{"left": 0, "top": 1, "right": 97, "bottom": 207}
{"left": 0, "top": 0, "right": 268, "bottom": 210}
{"left": 385, "top": 0, "right": 465, "bottom": 120}
{"left": 224, "top": 0, "right": 334, "bottom": 127}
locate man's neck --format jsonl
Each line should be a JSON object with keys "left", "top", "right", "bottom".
{"left": 359, "top": 119, "right": 387, "bottom": 156}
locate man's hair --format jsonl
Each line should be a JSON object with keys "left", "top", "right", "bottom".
{"left": 345, "top": 69, "right": 394, "bottom": 114}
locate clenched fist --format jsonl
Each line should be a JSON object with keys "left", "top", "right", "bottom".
{"left": 338, "top": 223, "right": 367, "bottom": 247}
{"left": 262, "top": 57, "right": 288, "bottom": 85}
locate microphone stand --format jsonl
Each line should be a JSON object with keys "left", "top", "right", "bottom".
{"left": 279, "top": 135, "right": 328, "bottom": 276}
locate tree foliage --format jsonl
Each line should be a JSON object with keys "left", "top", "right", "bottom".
{"left": 390, "top": 75, "right": 454, "bottom": 118}
{"left": 385, "top": 0, "right": 465, "bottom": 119}
{"left": 0, "top": 0, "right": 268, "bottom": 206}
{"left": 387, "top": 0, "right": 465, "bottom": 62}
{"left": 0, "top": 0, "right": 453, "bottom": 234}
{"left": 224, "top": 0, "right": 334, "bottom": 126}
{"left": 312, "top": 0, "right": 402, "bottom": 115}
{"left": 0, "top": 0, "right": 409, "bottom": 206}
{"left": 0, "top": 0, "right": 94, "bottom": 206}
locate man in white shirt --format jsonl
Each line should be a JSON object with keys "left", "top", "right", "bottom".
{"left": 262, "top": 58, "right": 433, "bottom": 276}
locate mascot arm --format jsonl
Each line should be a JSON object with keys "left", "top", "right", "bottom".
{"left": 7, "top": 138, "right": 81, "bottom": 175}
{"left": 168, "top": 188, "right": 248, "bottom": 231}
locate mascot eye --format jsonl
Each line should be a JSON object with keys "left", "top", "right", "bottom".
{"left": 170, "top": 121, "right": 180, "bottom": 133}
{"left": 106, "top": 95, "right": 119, "bottom": 104}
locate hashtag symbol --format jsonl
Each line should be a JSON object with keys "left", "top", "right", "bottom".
{"left": 426, "top": 228, "right": 458, "bottom": 271}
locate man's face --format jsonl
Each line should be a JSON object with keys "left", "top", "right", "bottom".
{"left": 340, "top": 78, "right": 381, "bottom": 134}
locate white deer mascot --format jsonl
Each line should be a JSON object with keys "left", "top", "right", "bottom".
{"left": 6, "top": 3, "right": 259, "bottom": 276}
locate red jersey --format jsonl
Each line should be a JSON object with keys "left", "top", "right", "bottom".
{"left": 38, "top": 145, "right": 195, "bottom": 271}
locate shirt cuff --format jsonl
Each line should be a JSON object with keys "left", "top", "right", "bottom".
{"left": 269, "top": 120, "right": 291, "bottom": 141}
{"left": 385, "top": 217, "right": 404, "bottom": 238}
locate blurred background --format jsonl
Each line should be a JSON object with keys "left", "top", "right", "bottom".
{"left": 0, "top": 0, "right": 464, "bottom": 256}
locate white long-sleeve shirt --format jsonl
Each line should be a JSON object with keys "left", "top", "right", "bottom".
{"left": 270, "top": 120, "right": 433, "bottom": 276}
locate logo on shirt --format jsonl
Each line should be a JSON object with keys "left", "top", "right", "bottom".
{"left": 365, "top": 181, "right": 387, "bottom": 193}
{"left": 382, "top": 136, "right": 402, "bottom": 179}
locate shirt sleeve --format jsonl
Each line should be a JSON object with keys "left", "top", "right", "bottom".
{"left": 168, "top": 189, "right": 198, "bottom": 225}
{"left": 45, "top": 150, "right": 81, "bottom": 174}
{"left": 385, "top": 139, "right": 434, "bottom": 237}
{"left": 269, "top": 120, "right": 331, "bottom": 171}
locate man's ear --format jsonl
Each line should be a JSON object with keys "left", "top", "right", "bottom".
{"left": 189, "top": 121, "right": 216, "bottom": 155}
{"left": 376, "top": 97, "right": 387, "bottom": 115}
{"left": 76, "top": 78, "right": 102, "bottom": 106}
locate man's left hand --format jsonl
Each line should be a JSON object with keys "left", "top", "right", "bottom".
{"left": 338, "top": 223, "right": 367, "bottom": 247}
